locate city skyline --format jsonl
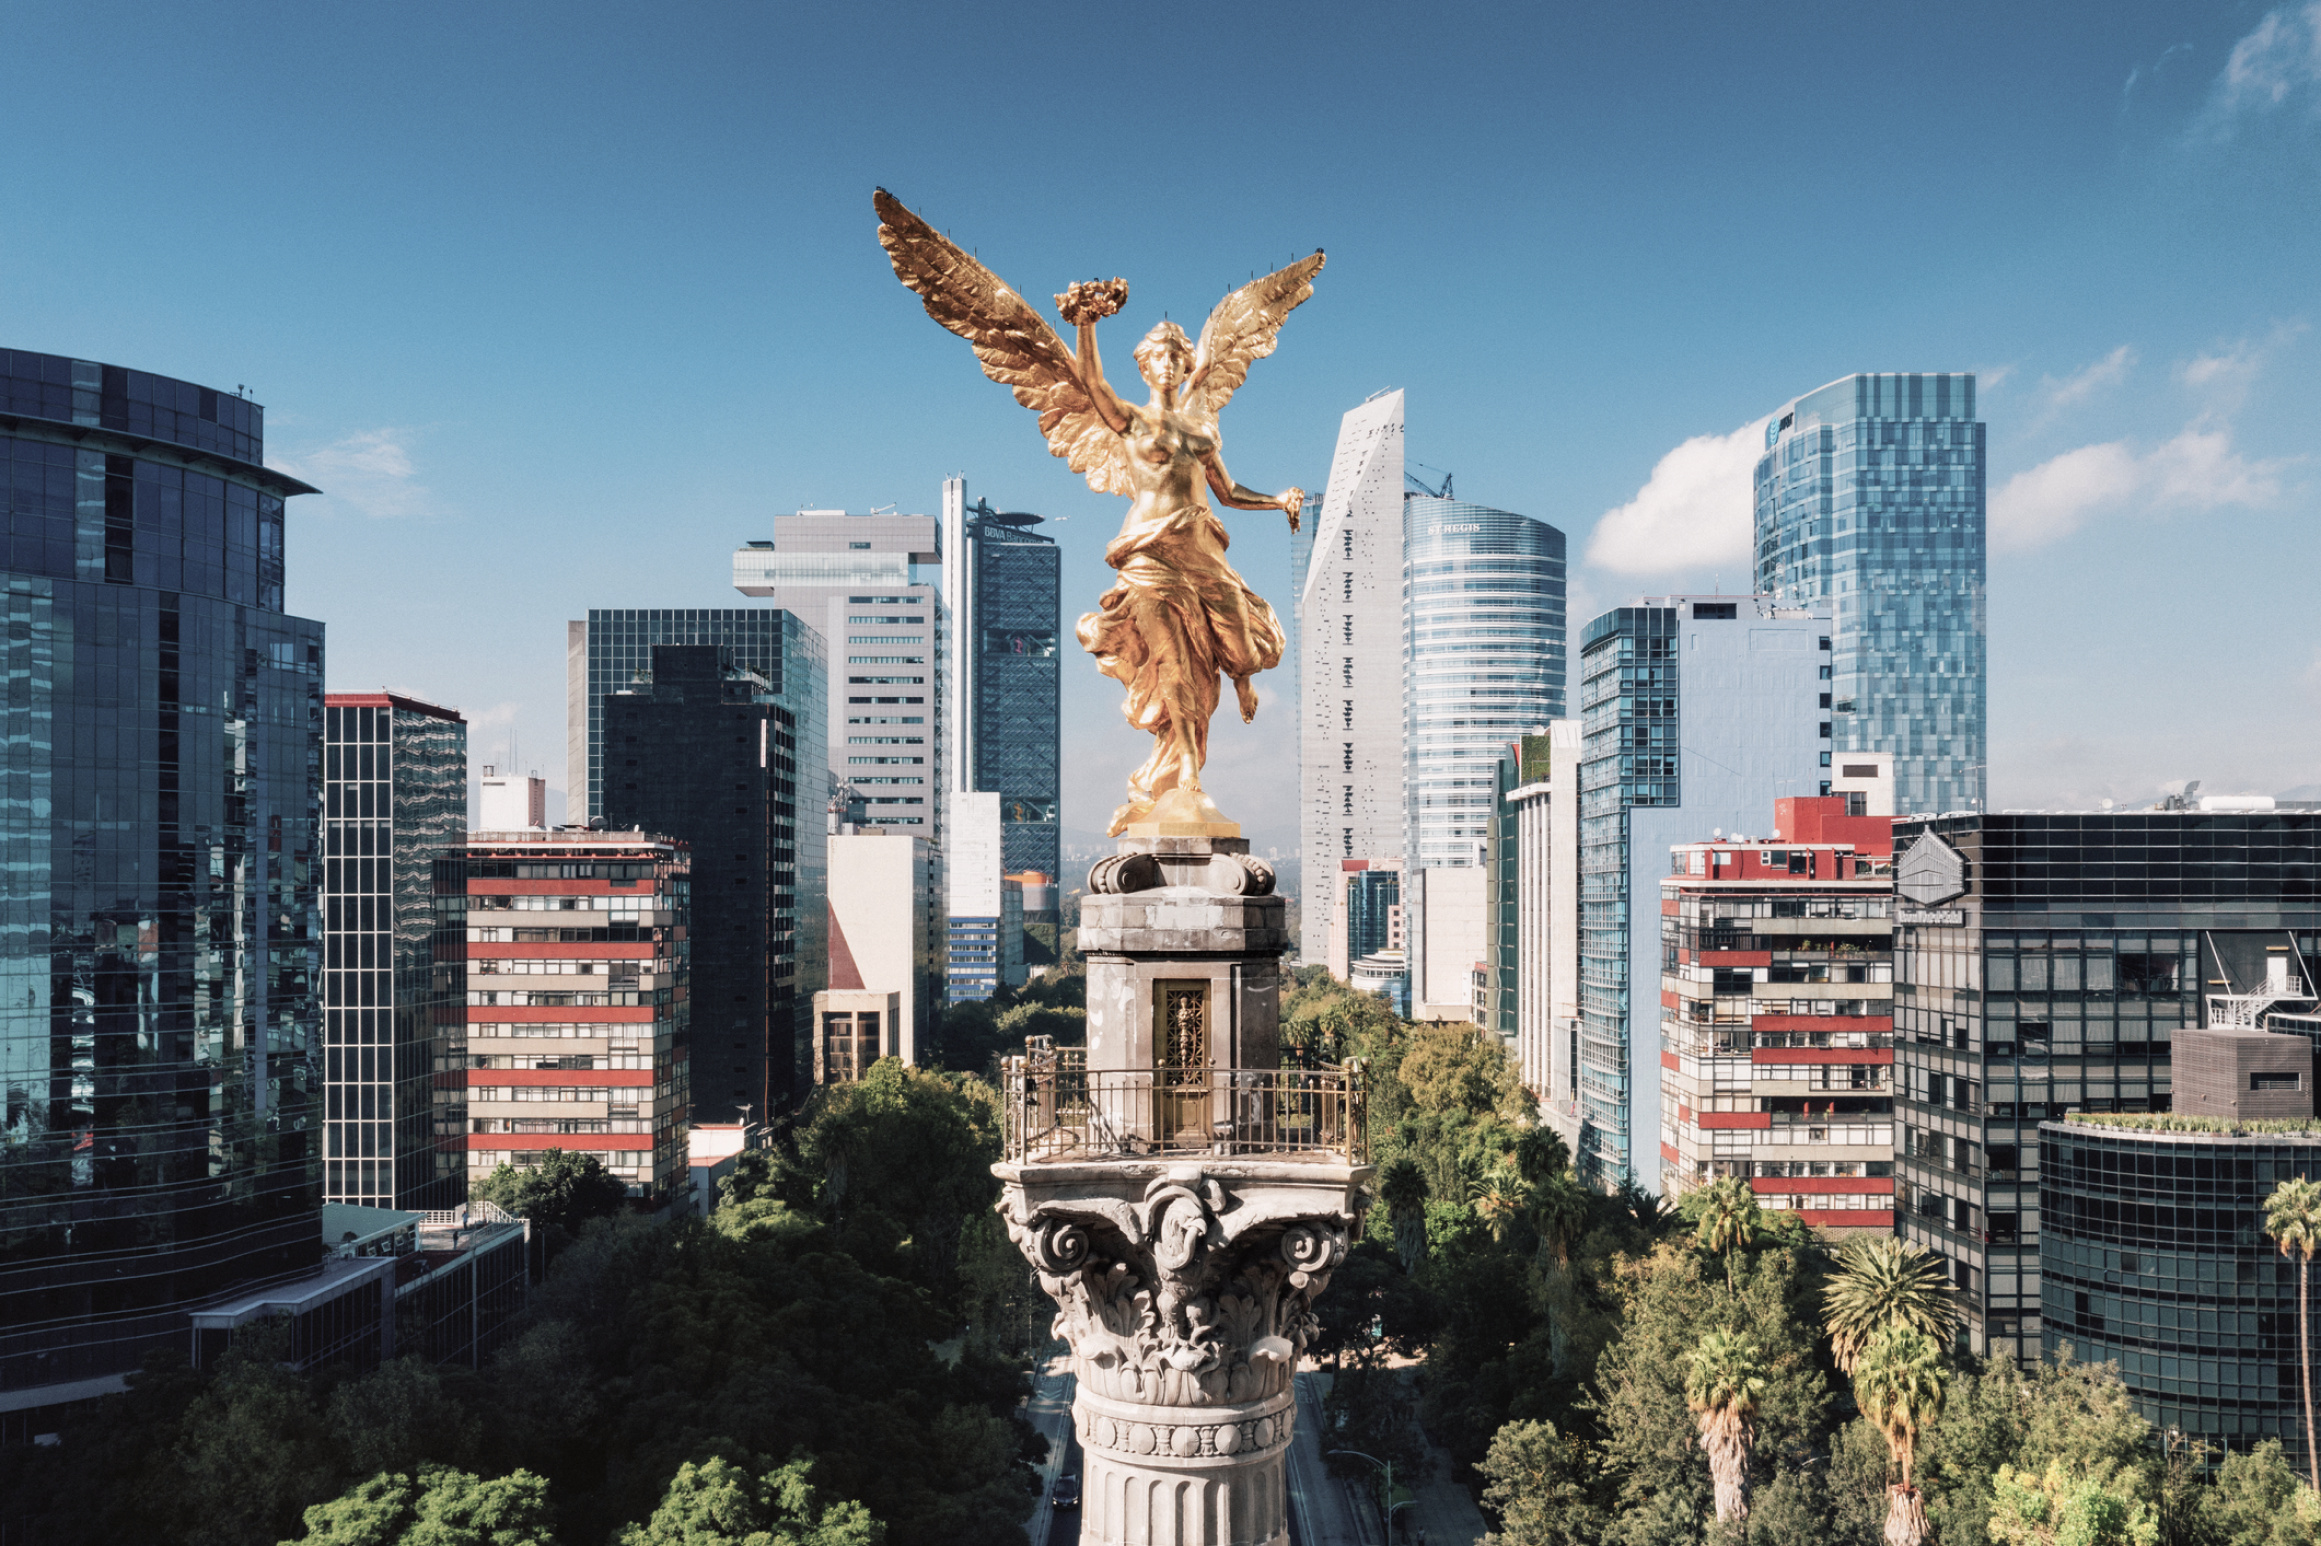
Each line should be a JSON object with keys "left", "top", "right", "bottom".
{"left": 1, "top": 4, "right": 2311, "bottom": 858}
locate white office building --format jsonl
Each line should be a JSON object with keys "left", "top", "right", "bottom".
{"left": 734, "top": 509, "right": 945, "bottom": 838}
{"left": 1297, "top": 391, "right": 1408, "bottom": 965}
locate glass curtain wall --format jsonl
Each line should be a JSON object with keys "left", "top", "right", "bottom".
{"left": 1756, "top": 374, "right": 1985, "bottom": 816}
{"left": 0, "top": 349, "right": 323, "bottom": 1397}
{"left": 322, "top": 697, "right": 466, "bottom": 1211}
{"left": 1402, "top": 497, "right": 1565, "bottom": 871}
{"left": 965, "top": 508, "right": 1061, "bottom": 878}
{"left": 1576, "top": 606, "right": 1679, "bottom": 1187}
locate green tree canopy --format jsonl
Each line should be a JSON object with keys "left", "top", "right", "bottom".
{"left": 616, "top": 1455, "right": 883, "bottom": 1546}
{"left": 775, "top": 1058, "right": 1001, "bottom": 1301}
{"left": 473, "top": 1150, "right": 631, "bottom": 1242}
{"left": 1988, "top": 1459, "right": 2158, "bottom": 1546}
{"left": 1476, "top": 1419, "right": 1602, "bottom": 1546}
{"left": 286, "top": 1466, "right": 558, "bottom": 1546}
{"left": 2190, "top": 1440, "right": 2321, "bottom": 1546}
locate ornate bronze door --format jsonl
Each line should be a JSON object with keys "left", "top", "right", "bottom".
{"left": 1155, "top": 980, "right": 1211, "bottom": 1145}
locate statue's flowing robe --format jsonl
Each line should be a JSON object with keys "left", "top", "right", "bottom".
{"left": 1076, "top": 498, "right": 1285, "bottom": 825}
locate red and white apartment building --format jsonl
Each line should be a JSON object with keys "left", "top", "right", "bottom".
{"left": 1659, "top": 796, "right": 1896, "bottom": 1233}
{"left": 458, "top": 828, "right": 692, "bottom": 1212}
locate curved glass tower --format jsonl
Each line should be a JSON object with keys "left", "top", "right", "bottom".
{"left": 1755, "top": 373, "right": 1985, "bottom": 817}
{"left": 1401, "top": 497, "right": 1565, "bottom": 869}
{"left": 0, "top": 349, "right": 324, "bottom": 1402}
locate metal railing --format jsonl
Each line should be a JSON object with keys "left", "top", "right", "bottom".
{"left": 1001, "top": 1045, "right": 1366, "bottom": 1165}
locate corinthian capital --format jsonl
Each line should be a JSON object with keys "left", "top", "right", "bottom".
{"left": 998, "top": 1160, "right": 1360, "bottom": 1409}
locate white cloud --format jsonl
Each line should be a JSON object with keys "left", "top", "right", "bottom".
{"left": 2179, "top": 321, "right": 2307, "bottom": 406}
{"left": 2206, "top": 3, "right": 2321, "bottom": 123}
{"left": 1975, "top": 364, "right": 2017, "bottom": 394}
{"left": 1584, "top": 418, "right": 1767, "bottom": 575}
{"left": 2038, "top": 345, "right": 2136, "bottom": 414}
{"left": 271, "top": 428, "right": 433, "bottom": 519}
{"left": 1989, "top": 417, "right": 2294, "bottom": 551}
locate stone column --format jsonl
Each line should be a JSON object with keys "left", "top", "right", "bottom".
{"left": 998, "top": 1158, "right": 1366, "bottom": 1546}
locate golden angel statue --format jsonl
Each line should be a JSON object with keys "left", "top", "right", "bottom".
{"left": 874, "top": 189, "right": 1322, "bottom": 837}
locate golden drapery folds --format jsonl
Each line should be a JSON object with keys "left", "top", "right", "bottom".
{"left": 873, "top": 189, "right": 1320, "bottom": 835}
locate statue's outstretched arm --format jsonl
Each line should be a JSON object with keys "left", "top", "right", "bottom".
{"left": 1074, "top": 318, "right": 1132, "bottom": 435}
{"left": 1201, "top": 447, "right": 1304, "bottom": 527}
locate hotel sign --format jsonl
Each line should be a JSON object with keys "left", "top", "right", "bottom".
{"left": 1896, "top": 908, "right": 1966, "bottom": 927}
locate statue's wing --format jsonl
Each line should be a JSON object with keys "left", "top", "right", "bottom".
{"left": 874, "top": 189, "right": 1131, "bottom": 496}
{"left": 1186, "top": 251, "right": 1326, "bottom": 431}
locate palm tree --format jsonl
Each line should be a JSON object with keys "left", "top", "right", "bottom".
{"left": 1692, "top": 1176, "right": 1760, "bottom": 1299}
{"left": 1824, "top": 1236, "right": 1959, "bottom": 1374}
{"left": 1684, "top": 1329, "right": 1767, "bottom": 1523}
{"left": 1472, "top": 1157, "right": 1535, "bottom": 1244}
{"left": 1533, "top": 1172, "right": 1592, "bottom": 1273}
{"left": 1377, "top": 1156, "right": 1429, "bottom": 1274}
{"left": 1853, "top": 1323, "right": 1947, "bottom": 1546}
{"left": 2265, "top": 1175, "right": 2321, "bottom": 1491}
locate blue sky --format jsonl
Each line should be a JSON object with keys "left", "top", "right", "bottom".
{"left": 3, "top": 1, "right": 2315, "bottom": 856}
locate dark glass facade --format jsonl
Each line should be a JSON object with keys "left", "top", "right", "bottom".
{"left": 1892, "top": 813, "right": 2321, "bottom": 1368}
{"left": 1757, "top": 374, "right": 1986, "bottom": 817}
{"left": 2041, "top": 1121, "right": 2321, "bottom": 1466}
{"left": 962, "top": 505, "right": 1060, "bottom": 878}
{"left": 1345, "top": 869, "right": 1401, "bottom": 965}
{"left": 570, "top": 609, "right": 806, "bottom": 824}
{"left": 602, "top": 645, "right": 825, "bottom": 1118}
{"left": 0, "top": 349, "right": 324, "bottom": 1400}
{"left": 1483, "top": 742, "right": 1525, "bottom": 1040}
{"left": 322, "top": 695, "right": 466, "bottom": 1211}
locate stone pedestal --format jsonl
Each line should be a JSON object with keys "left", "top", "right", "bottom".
{"left": 996, "top": 834, "right": 1370, "bottom": 1546}
{"left": 1081, "top": 835, "right": 1288, "bottom": 1081}
{"left": 998, "top": 1158, "right": 1365, "bottom": 1546}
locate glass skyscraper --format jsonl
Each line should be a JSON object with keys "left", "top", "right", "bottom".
{"left": 1401, "top": 496, "right": 1566, "bottom": 871}
{"left": 952, "top": 493, "right": 1060, "bottom": 879}
{"left": 603, "top": 644, "right": 826, "bottom": 1117}
{"left": 1575, "top": 597, "right": 1831, "bottom": 1189}
{"left": 567, "top": 609, "right": 817, "bottom": 824}
{"left": 1755, "top": 373, "right": 1986, "bottom": 817}
{"left": 321, "top": 693, "right": 467, "bottom": 1211}
{"left": 0, "top": 349, "right": 324, "bottom": 1406}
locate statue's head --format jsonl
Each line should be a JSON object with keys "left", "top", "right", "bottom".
{"left": 1133, "top": 321, "right": 1195, "bottom": 391}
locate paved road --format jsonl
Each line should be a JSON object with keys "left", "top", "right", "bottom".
{"left": 1024, "top": 1345, "right": 1076, "bottom": 1545}
{"left": 1043, "top": 1431, "right": 1085, "bottom": 1546}
{"left": 1287, "top": 1369, "right": 1374, "bottom": 1545}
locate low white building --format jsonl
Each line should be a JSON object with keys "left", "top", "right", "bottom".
{"left": 1407, "top": 865, "right": 1488, "bottom": 1023}
{"left": 819, "top": 830, "right": 940, "bottom": 1075}
{"left": 476, "top": 765, "right": 546, "bottom": 829}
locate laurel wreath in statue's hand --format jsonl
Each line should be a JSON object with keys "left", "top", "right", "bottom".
{"left": 1055, "top": 278, "right": 1130, "bottom": 326}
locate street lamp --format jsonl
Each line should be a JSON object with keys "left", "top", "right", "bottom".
{"left": 1329, "top": 1449, "right": 1415, "bottom": 1544}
